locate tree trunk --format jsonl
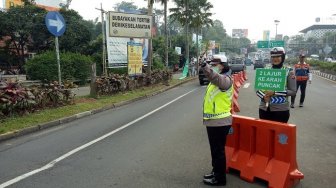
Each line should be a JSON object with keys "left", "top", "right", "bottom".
{"left": 196, "top": 28, "right": 199, "bottom": 75}
{"left": 185, "top": 0, "right": 189, "bottom": 68}
{"left": 164, "top": 0, "right": 168, "bottom": 68}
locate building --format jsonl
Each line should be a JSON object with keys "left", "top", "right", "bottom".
{"left": 1, "top": 0, "right": 65, "bottom": 11}
{"left": 300, "top": 25, "right": 336, "bottom": 40}
{"left": 232, "top": 29, "right": 248, "bottom": 38}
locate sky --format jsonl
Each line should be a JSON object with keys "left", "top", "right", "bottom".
{"left": 19, "top": 0, "right": 336, "bottom": 42}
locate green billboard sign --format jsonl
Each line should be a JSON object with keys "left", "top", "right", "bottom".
{"left": 255, "top": 69, "right": 286, "bottom": 91}
{"left": 257, "top": 40, "right": 285, "bottom": 48}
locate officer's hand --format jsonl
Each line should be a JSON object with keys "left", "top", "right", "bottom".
{"left": 265, "top": 90, "right": 275, "bottom": 97}
{"left": 263, "top": 95, "right": 271, "bottom": 103}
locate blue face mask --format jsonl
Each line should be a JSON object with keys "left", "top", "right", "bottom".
{"left": 212, "top": 66, "right": 220, "bottom": 73}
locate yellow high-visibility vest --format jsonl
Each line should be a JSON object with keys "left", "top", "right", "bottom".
{"left": 203, "top": 82, "right": 233, "bottom": 120}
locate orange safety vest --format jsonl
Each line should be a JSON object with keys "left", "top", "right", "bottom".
{"left": 294, "top": 63, "right": 310, "bottom": 81}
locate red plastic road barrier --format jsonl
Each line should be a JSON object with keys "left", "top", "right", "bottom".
{"left": 233, "top": 74, "right": 241, "bottom": 89}
{"left": 243, "top": 70, "right": 248, "bottom": 81}
{"left": 238, "top": 72, "right": 245, "bottom": 85}
{"left": 232, "top": 98, "right": 240, "bottom": 113}
{"left": 226, "top": 115, "right": 304, "bottom": 188}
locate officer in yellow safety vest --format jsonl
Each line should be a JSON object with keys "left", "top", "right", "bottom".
{"left": 200, "top": 55, "right": 233, "bottom": 186}
{"left": 256, "top": 47, "right": 297, "bottom": 123}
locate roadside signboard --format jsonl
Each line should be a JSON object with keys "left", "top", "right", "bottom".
{"left": 108, "top": 11, "right": 152, "bottom": 38}
{"left": 255, "top": 69, "right": 286, "bottom": 91}
{"left": 45, "top": 11, "right": 66, "bottom": 37}
{"left": 257, "top": 40, "right": 284, "bottom": 48}
{"left": 127, "top": 42, "right": 143, "bottom": 76}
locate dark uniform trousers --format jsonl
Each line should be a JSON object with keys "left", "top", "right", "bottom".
{"left": 291, "top": 80, "right": 308, "bottom": 104}
{"left": 206, "top": 125, "right": 231, "bottom": 179}
{"left": 259, "top": 108, "right": 290, "bottom": 123}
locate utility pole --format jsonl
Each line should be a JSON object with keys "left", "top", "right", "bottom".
{"left": 95, "top": 3, "right": 107, "bottom": 76}
{"left": 147, "top": 0, "right": 153, "bottom": 75}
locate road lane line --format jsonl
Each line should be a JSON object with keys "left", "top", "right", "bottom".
{"left": 243, "top": 83, "right": 250, "bottom": 88}
{"left": 0, "top": 88, "right": 198, "bottom": 188}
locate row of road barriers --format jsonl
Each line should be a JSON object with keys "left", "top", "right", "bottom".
{"left": 311, "top": 70, "right": 336, "bottom": 81}
{"left": 227, "top": 70, "right": 304, "bottom": 188}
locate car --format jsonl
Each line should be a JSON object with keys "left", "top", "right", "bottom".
{"left": 244, "top": 58, "right": 253, "bottom": 66}
{"left": 253, "top": 59, "right": 265, "bottom": 70}
{"left": 263, "top": 58, "right": 270, "bottom": 64}
{"left": 229, "top": 57, "right": 246, "bottom": 74}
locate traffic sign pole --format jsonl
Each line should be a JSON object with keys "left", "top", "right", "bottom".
{"left": 55, "top": 37, "right": 61, "bottom": 85}
{"left": 45, "top": 11, "right": 66, "bottom": 85}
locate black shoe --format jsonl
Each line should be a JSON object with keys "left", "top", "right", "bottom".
{"left": 203, "top": 177, "right": 226, "bottom": 186}
{"left": 299, "top": 103, "right": 303, "bottom": 107}
{"left": 203, "top": 171, "right": 214, "bottom": 179}
{"left": 290, "top": 103, "right": 294, "bottom": 108}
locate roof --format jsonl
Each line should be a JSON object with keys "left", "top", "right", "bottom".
{"left": 300, "top": 25, "right": 336, "bottom": 33}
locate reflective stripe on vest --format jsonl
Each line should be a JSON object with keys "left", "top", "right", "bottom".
{"left": 203, "top": 81, "right": 233, "bottom": 120}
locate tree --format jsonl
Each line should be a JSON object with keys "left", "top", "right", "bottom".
{"left": 58, "top": 9, "right": 92, "bottom": 54}
{"left": 156, "top": 0, "right": 169, "bottom": 68}
{"left": 170, "top": 0, "right": 193, "bottom": 66}
{"left": 189, "top": 0, "right": 213, "bottom": 67}
{"left": 114, "top": 1, "right": 138, "bottom": 11}
{"left": 0, "top": 4, "right": 49, "bottom": 72}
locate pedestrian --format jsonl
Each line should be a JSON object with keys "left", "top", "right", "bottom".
{"left": 188, "top": 57, "right": 196, "bottom": 77}
{"left": 256, "top": 47, "right": 296, "bottom": 123}
{"left": 290, "top": 54, "right": 312, "bottom": 108}
{"left": 200, "top": 55, "right": 233, "bottom": 186}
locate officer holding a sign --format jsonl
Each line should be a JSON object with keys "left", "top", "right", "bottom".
{"left": 256, "top": 47, "right": 296, "bottom": 123}
{"left": 201, "top": 56, "right": 233, "bottom": 186}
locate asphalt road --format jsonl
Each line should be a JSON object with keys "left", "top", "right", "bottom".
{"left": 0, "top": 66, "right": 335, "bottom": 188}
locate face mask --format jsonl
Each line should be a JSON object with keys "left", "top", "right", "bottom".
{"left": 212, "top": 66, "right": 220, "bottom": 73}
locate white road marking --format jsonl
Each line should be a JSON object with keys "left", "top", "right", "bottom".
{"left": 0, "top": 88, "right": 198, "bottom": 188}
{"left": 243, "top": 83, "right": 250, "bottom": 88}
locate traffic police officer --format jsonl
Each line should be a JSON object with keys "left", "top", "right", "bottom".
{"left": 256, "top": 47, "right": 296, "bottom": 123}
{"left": 201, "top": 55, "right": 232, "bottom": 186}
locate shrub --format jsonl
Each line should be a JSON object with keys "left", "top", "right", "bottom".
{"left": 25, "top": 51, "right": 92, "bottom": 84}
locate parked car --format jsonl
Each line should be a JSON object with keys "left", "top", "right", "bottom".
{"left": 229, "top": 57, "right": 246, "bottom": 73}
{"left": 253, "top": 59, "right": 265, "bottom": 70}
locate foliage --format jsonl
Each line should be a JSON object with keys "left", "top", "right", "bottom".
{"left": 286, "top": 58, "right": 336, "bottom": 74}
{"left": 0, "top": 80, "right": 75, "bottom": 119}
{"left": 25, "top": 51, "right": 92, "bottom": 84}
{"left": 96, "top": 70, "right": 172, "bottom": 96}
{"left": 0, "top": 4, "right": 49, "bottom": 71}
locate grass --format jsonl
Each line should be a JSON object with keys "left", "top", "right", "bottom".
{"left": 0, "top": 79, "right": 191, "bottom": 135}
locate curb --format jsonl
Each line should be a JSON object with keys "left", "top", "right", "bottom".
{"left": 0, "top": 77, "right": 197, "bottom": 142}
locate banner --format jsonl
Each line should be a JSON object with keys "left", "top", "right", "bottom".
{"left": 127, "top": 42, "right": 143, "bottom": 76}
{"left": 108, "top": 11, "right": 152, "bottom": 38}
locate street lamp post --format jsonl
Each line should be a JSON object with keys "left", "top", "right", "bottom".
{"left": 274, "top": 20, "right": 280, "bottom": 39}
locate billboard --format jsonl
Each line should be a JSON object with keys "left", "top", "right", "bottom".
{"left": 232, "top": 29, "right": 248, "bottom": 38}
{"left": 106, "top": 13, "right": 149, "bottom": 68}
{"left": 263, "top": 30, "right": 270, "bottom": 41}
{"left": 108, "top": 11, "right": 152, "bottom": 38}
